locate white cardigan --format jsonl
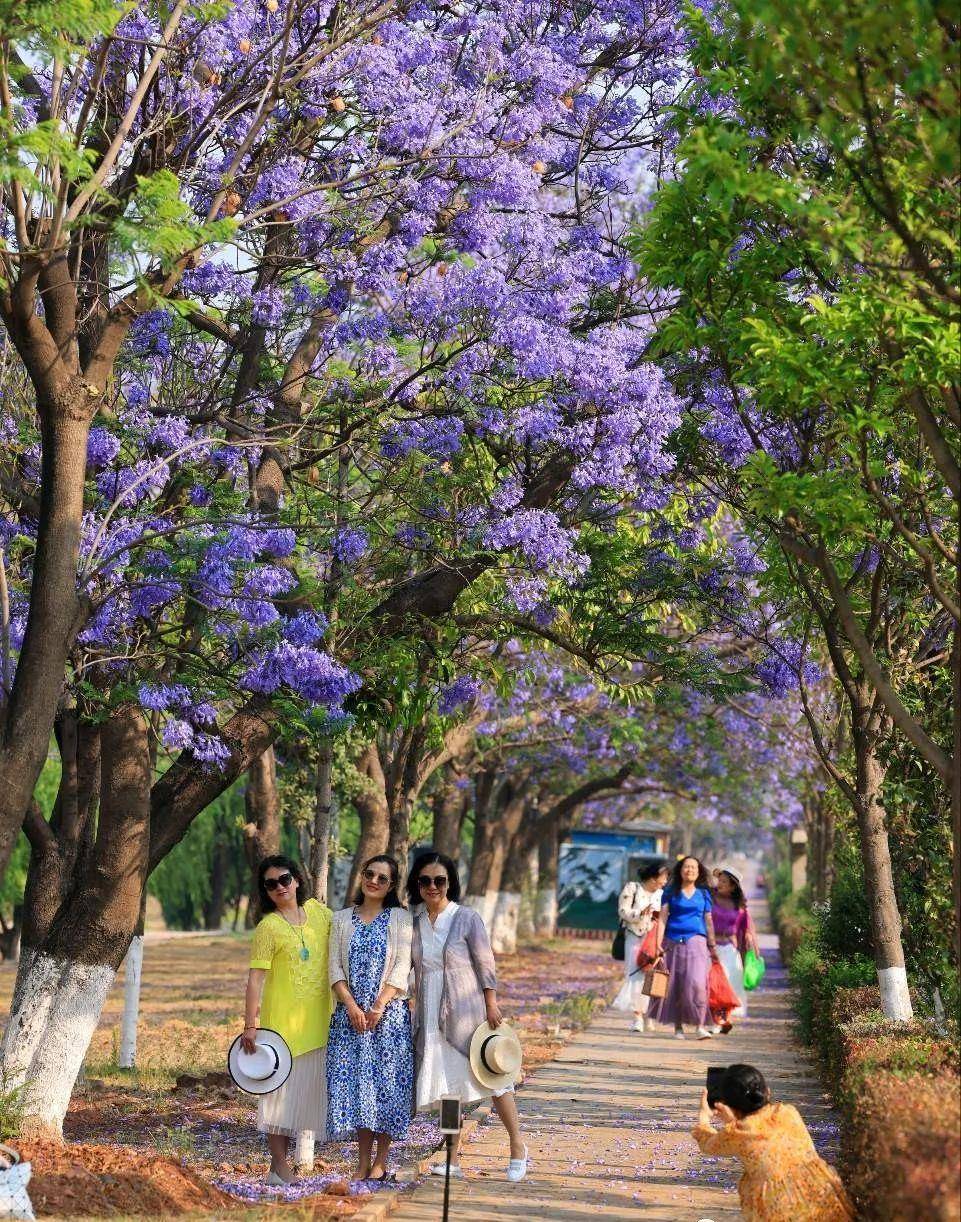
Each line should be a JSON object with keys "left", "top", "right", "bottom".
{"left": 328, "top": 906, "right": 413, "bottom": 998}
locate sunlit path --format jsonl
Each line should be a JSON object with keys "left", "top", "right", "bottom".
{"left": 391, "top": 897, "right": 841, "bottom": 1220}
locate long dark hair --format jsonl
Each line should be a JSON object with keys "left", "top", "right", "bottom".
{"left": 352, "top": 854, "right": 404, "bottom": 909}
{"left": 257, "top": 855, "right": 307, "bottom": 914}
{"left": 669, "top": 855, "right": 712, "bottom": 891}
{"left": 716, "top": 869, "right": 747, "bottom": 910}
{"left": 405, "top": 850, "right": 461, "bottom": 907}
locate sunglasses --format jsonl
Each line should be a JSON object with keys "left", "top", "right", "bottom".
{"left": 418, "top": 874, "right": 449, "bottom": 889}
{"left": 363, "top": 868, "right": 392, "bottom": 886}
{"left": 264, "top": 871, "right": 294, "bottom": 891}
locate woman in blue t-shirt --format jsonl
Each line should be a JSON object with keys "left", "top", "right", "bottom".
{"left": 650, "top": 856, "right": 719, "bottom": 1040}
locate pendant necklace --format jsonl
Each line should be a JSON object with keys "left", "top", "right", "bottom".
{"left": 285, "top": 908, "right": 310, "bottom": 960}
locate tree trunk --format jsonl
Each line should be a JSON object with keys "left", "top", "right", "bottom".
{"left": 517, "top": 846, "right": 538, "bottom": 939}
{"left": 204, "top": 831, "right": 229, "bottom": 930}
{"left": 952, "top": 620, "right": 960, "bottom": 970}
{"left": 0, "top": 403, "right": 94, "bottom": 883}
{"left": 465, "top": 781, "right": 526, "bottom": 929}
{"left": 118, "top": 935, "right": 144, "bottom": 1069}
{"left": 243, "top": 748, "right": 280, "bottom": 926}
{"left": 347, "top": 744, "right": 390, "bottom": 898}
{"left": 0, "top": 904, "right": 23, "bottom": 961}
{"left": 535, "top": 825, "right": 559, "bottom": 937}
{"left": 852, "top": 691, "right": 913, "bottom": 1021}
{"left": 386, "top": 792, "right": 415, "bottom": 887}
{"left": 310, "top": 740, "right": 334, "bottom": 903}
{"left": 431, "top": 777, "right": 466, "bottom": 862}
{"left": 1, "top": 703, "right": 152, "bottom": 1135}
{"left": 490, "top": 830, "right": 532, "bottom": 954}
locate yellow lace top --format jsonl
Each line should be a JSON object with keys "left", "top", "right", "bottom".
{"left": 249, "top": 898, "right": 334, "bottom": 1057}
{"left": 693, "top": 1101, "right": 855, "bottom": 1222}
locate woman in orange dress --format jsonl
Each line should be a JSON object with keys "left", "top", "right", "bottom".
{"left": 692, "top": 1064, "right": 855, "bottom": 1221}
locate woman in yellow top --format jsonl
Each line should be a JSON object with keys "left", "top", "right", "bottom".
{"left": 243, "top": 856, "right": 333, "bottom": 1184}
{"left": 693, "top": 1063, "right": 855, "bottom": 1221}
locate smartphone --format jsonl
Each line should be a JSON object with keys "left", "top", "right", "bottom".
{"left": 439, "top": 1094, "right": 462, "bottom": 1135}
{"left": 706, "top": 1066, "right": 726, "bottom": 1109}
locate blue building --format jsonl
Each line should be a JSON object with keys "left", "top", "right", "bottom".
{"left": 558, "top": 821, "right": 672, "bottom": 933}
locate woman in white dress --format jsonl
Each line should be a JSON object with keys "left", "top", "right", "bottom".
{"left": 613, "top": 861, "right": 669, "bottom": 1031}
{"left": 406, "top": 851, "right": 528, "bottom": 1183}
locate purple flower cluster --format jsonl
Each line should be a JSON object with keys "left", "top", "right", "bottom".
{"left": 437, "top": 676, "right": 479, "bottom": 716}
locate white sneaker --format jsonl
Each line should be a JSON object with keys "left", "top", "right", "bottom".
{"left": 674, "top": 1029, "right": 686, "bottom": 1040}
{"left": 696, "top": 1026, "right": 714, "bottom": 1040}
{"left": 643, "top": 1016, "right": 656, "bottom": 1033}
{"left": 429, "top": 1162, "right": 464, "bottom": 1178}
{"left": 631, "top": 1018, "right": 645, "bottom": 1032}
{"left": 710, "top": 1024, "right": 722, "bottom": 1035}
{"left": 506, "top": 1145, "right": 529, "bottom": 1182}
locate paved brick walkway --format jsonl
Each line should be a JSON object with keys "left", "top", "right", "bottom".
{"left": 391, "top": 899, "right": 842, "bottom": 1221}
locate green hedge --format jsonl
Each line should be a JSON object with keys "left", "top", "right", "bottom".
{"left": 772, "top": 894, "right": 960, "bottom": 1220}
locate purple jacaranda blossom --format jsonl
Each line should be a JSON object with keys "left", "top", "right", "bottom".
{"left": 332, "top": 527, "right": 369, "bottom": 565}
{"left": 437, "top": 676, "right": 479, "bottom": 715}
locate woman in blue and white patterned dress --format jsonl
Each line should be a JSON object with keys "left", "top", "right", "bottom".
{"left": 326, "top": 855, "right": 414, "bottom": 1182}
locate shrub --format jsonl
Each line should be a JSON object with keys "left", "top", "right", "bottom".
{"left": 813, "top": 985, "right": 961, "bottom": 1220}
{"left": 842, "top": 1072, "right": 960, "bottom": 1221}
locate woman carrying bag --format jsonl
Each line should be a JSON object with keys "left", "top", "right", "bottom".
{"left": 650, "top": 855, "right": 719, "bottom": 1040}
{"left": 710, "top": 866, "right": 760, "bottom": 1027}
{"left": 613, "top": 862, "right": 669, "bottom": 1031}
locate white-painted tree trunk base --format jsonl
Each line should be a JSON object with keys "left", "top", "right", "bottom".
{"left": 0, "top": 952, "right": 116, "bottom": 1135}
{"left": 877, "top": 965, "right": 913, "bottom": 1022}
{"left": 293, "top": 1130, "right": 315, "bottom": 1169}
{"left": 119, "top": 936, "right": 144, "bottom": 1069}
{"left": 490, "top": 892, "right": 520, "bottom": 954}
{"left": 534, "top": 888, "right": 557, "bottom": 937}
{"left": 462, "top": 891, "right": 497, "bottom": 929}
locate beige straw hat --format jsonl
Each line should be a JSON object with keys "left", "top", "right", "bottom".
{"left": 468, "top": 1022, "right": 523, "bottom": 1091}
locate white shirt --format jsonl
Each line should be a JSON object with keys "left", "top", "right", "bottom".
{"left": 618, "top": 882, "right": 662, "bottom": 937}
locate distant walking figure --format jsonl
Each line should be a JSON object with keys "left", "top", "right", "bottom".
{"left": 326, "top": 855, "right": 414, "bottom": 1182}
{"left": 693, "top": 1064, "right": 855, "bottom": 1221}
{"left": 613, "top": 861, "right": 669, "bottom": 1031}
{"left": 650, "top": 855, "right": 718, "bottom": 1039}
{"left": 243, "top": 856, "right": 333, "bottom": 1185}
{"left": 711, "top": 866, "right": 759, "bottom": 1028}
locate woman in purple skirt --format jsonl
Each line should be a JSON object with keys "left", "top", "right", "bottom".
{"left": 650, "top": 856, "right": 719, "bottom": 1040}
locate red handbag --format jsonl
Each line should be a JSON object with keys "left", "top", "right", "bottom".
{"left": 636, "top": 924, "right": 659, "bottom": 969}
{"left": 708, "top": 961, "right": 741, "bottom": 1019}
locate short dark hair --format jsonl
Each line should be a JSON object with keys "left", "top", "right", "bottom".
{"left": 406, "top": 850, "right": 461, "bottom": 906}
{"left": 257, "top": 855, "right": 307, "bottom": 915}
{"left": 639, "top": 860, "right": 669, "bottom": 883}
{"left": 352, "top": 854, "right": 404, "bottom": 908}
{"left": 716, "top": 869, "right": 747, "bottom": 910}
{"left": 670, "top": 855, "right": 712, "bottom": 891}
{"left": 720, "top": 1064, "right": 770, "bottom": 1116}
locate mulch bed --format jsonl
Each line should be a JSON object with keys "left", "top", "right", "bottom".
{"left": 19, "top": 1138, "right": 236, "bottom": 1218}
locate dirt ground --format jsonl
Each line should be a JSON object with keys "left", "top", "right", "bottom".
{"left": 0, "top": 933, "right": 620, "bottom": 1219}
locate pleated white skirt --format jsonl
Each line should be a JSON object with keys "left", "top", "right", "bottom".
{"left": 716, "top": 942, "right": 747, "bottom": 1018}
{"left": 257, "top": 1046, "right": 328, "bottom": 1137}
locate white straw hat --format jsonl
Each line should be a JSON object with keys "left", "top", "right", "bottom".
{"left": 227, "top": 1028, "right": 292, "bottom": 1095}
{"left": 468, "top": 1022, "right": 523, "bottom": 1091}
{"left": 717, "top": 865, "right": 743, "bottom": 885}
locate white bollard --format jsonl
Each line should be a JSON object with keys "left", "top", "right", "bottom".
{"left": 118, "top": 935, "right": 144, "bottom": 1069}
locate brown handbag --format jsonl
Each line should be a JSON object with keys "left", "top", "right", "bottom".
{"left": 642, "top": 963, "right": 670, "bottom": 999}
